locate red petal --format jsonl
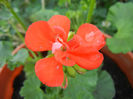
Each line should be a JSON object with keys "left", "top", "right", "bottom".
{"left": 35, "top": 57, "right": 64, "bottom": 87}
{"left": 76, "top": 23, "right": 105, "bottom": 50}
{"left": 67, "top": 35, "right": 86, "bottom": 50}
{"left": 48, "top": 15, "right": 70, "bottom": 40}
{"left": 68, "top": 46, "right": 104, "bottom": 70}
{"left": 54, "top": 49, "right": 75, "bottom": 66}
{"left": 25, "top": 21, "right": 55, "bottom": 51}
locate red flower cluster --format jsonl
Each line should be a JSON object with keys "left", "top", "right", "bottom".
{"left": 25, "top": 15, "right": 105, "bottom": 87}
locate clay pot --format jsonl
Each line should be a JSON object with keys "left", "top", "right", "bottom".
{"left": 0, "top": 44, "right": 25, "bottom": 99}
{"left": 101, "top": 34, "right": 133, "bottom": 88}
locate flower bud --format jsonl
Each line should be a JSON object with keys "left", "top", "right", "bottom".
{"left": 66, "top": 67, "right": 76, "bottom": 78}
{"left": 73, "top": 64, "right": 87, "bottom": 74}
{"left": 67, "top": 31, "right": 75, "bottom": 41}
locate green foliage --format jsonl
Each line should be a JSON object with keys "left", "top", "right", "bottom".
{"left": 63, "top": 70, "right": 98, "bottom": 99}
{"left": 30, "top": 9, "right": 59, "bottom": 22}
{"left": 20, "top": 62, "right": 44, "bottom": 99}
{"left": 92, "top": 8, "right": 107, "bottom": 26}
{"left": 0, "top": 41, "right": 13, "bottom": 67}
{"left": 80, "top": 0, "right": 91, "bottom": 10}
{"left": 11, "top": 48, "right": 29, "bottom": 64}
{"left": 20, "top": 75, "right": 44, "bottom": 99}
{"left": 65, "top": 0, "right": 96, "bottom": 30}
{"left": 0, "top": 20, "right": 10, "bottom": 34}
{"left": 66, "top": 10, "right": 85, "bottom": 31}
{"left": 93, "top": 71, "right": 115, "bottom": 99}
{"left": 20, "top": 66, "right": 115, "bottom": 99}
{"left": 43, "top": 87, "right": 62, "bottom": 99}
{"left": 8, "top": 48, "right": 29, "bottom": 70}
{"left": 62, "top": 70, "right": 115, "bottom": 99}
{"left": 23, "top": 61, "right": 35, "bottom": 77}
{"left": 106, "top": 2, "right": 133, "bottom": 53}
{"left": 58, "top": 0, "right": 71, "bottom": 8}
{"left": 0, "top": 8, "right": 12, "bottom": 34}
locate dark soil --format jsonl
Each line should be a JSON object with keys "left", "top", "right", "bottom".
{"left": 12, "top": 71, "right": 25, "bottom": 99}
{"left": 12, "top": 54, "right": 133, "bottom": 99}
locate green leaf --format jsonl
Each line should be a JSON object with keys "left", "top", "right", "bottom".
{"left": 20, "top": 61, "right": 44, "bottom": 99}
{"left": 58, "top": 0, "right": 71, "bottom": 7}
{"left": 93, "top": 71, "right": 115, "bottom": 99}
{"left": 24, "top": 61, "right": 36, "bottom": 77}
{"left": 30, "top": 9, "right": 59, "bottom": 22}
{"left": 106, "top": 2, "right": 133, "bottom": 53}
{"left": 11, "top": 48, "right": 29, "bottom": 64}
{"left": 0, "top": 41, "right": 13, "bottom": 68}
{"left": 20, "top": 75, "right": 44, "bottom": 99}
{"left": 8, "top": 48, "right": 29, "bottom": 70}
{"left": 107, "top": 37, "right": 133, "bottom": 53}
{"left": 63, "top": 70, "right": 98, "bottom": 99}
{"left": 43, "top": 87, "right": 62, "bottom": 99}
{"left": 21, "top": 61, "right": 62, "bottom": 99}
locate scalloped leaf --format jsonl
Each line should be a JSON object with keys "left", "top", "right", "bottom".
{"left": 20, "top": 75, "right": 44, "bottom": 99}
{"left": 8, "top": 48, "right": 29, "bottom": 70}
{"left": 93, "top": 71, "right": 115, "bottom": 99}
{"left": 106, "top": 2, "right": 133, "bottom": 53}
{"left": 63, "top": 70, "right": 98, "bottom": 99}
{"left": 0, "top": 41, "right": 13, "bottom": 68}
{"left": 20, "top": 62, "right": 44, "bottom": 99}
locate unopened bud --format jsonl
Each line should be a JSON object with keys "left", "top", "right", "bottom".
{"left": 73, "top": 64, "right": 87, "bottom": 74}
{"left": 66, "top": 67, "right": 76, "bottom": 78}
{"left": 67, "top": 31, "right": 75, "bottom": 41}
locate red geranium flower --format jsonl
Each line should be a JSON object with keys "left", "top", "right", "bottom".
{"left": 25, "top": 15, "right": 105, "bottom": 87}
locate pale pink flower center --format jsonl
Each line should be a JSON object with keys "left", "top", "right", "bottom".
{"left": 52, "top": 42, "right": 62, "bottom": 53}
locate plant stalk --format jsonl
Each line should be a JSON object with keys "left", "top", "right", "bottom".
{"left": 41, "top": 0, "right": 45, "bottom": 10}
{"left": 87, "top": 0, "right": 96, "bottom": 23}
{"left": 3, "top": 0, "right": 27, "bottom": 30}
{"left": 29, "top": 50, "right": 38, "bottom": 60}
{"left": 2, "top": 0, "right": 39, "bottom": 59}
{"left": 10, "top": 21, "right": 24, "bottom": 42}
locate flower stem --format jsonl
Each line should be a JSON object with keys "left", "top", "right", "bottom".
{"left": 46, "top": 54, "right": 54, "bottom": 58}
{"left": 41, "top": 0, "right": 45, "bottom": 10}
{"left": 2, "top": 0, "right": 27, "bottom": 30}
{"left": 2, "top": 0, "right": 39, "bottom": 60}
{"left": 87, "top": 0, "right": 96, "bottom": 23}
{"left": 10, "top": 21, "right": 24, "bottom": 42}
{"left": 29, "top": 50, "right": 38, "bottom": 60}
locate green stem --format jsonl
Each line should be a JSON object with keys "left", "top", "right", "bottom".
{"left": 29, "top": 50, "right": 38, "bottom": 60}
{"left": 41, "top": 0, "right": 45, "bottom": 10}
{"left": 2, "top": 0, "right": 39, "bottom": 60}
{"left": 10, "top": 21, "right": 24, "bottom": 42}
{"left": 87, "top": 0, "right": 96, "bottom": 23}
{"left": 3, "top": 0, "right": 27, "bottom": 30}
{"left": 46, "top": 54, "right": 54, "bottom": 58}
{"left": 37, "top": 52, "right": 43, "bottom": 58}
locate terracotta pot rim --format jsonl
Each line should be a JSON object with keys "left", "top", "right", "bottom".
{"left": 0, "top": 43, "right": 25, "bottom": 99}
{"left": 103, "top": 33, "right": 133, "bottom": 88}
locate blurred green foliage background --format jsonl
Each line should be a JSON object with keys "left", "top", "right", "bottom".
{"left": 1, "top": 0, "right": 133, "bottom": 54}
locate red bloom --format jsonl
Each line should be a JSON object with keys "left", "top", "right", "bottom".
{"left": 25, "top": 15, "right": 105, "bottom": 87}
